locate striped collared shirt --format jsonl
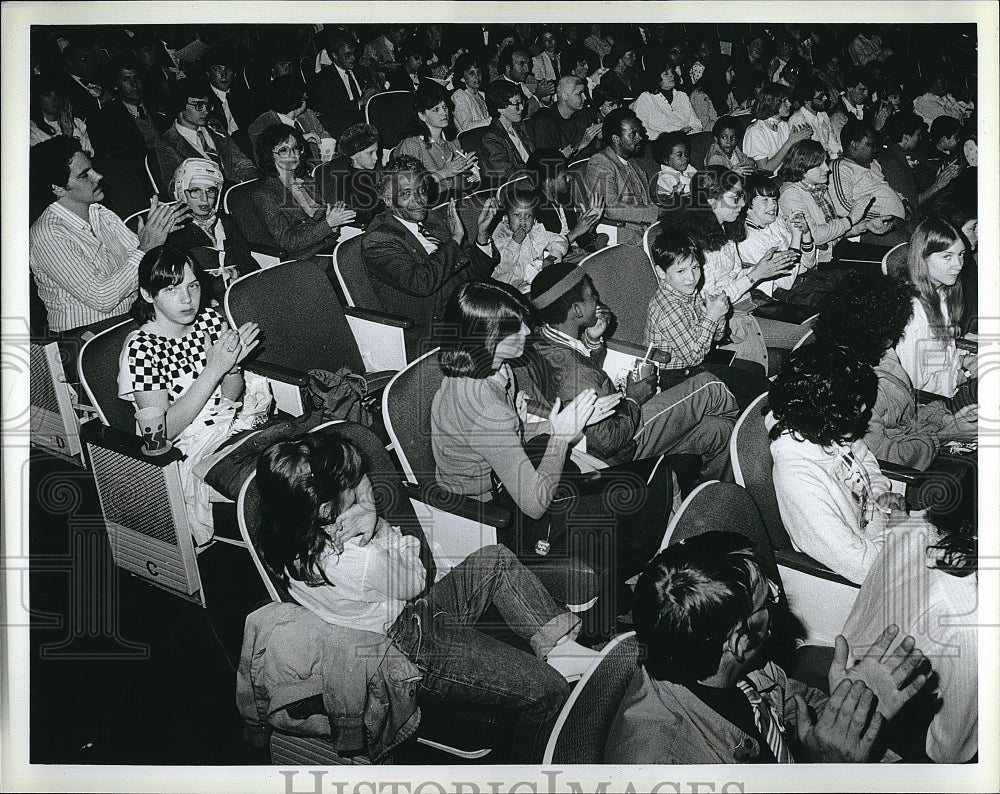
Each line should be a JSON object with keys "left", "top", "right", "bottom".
{"left": 29, "top": 201, "right": 142, "bottom": 332}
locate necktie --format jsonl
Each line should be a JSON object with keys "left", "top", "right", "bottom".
{"left": 198, "top": 128, "right": 223, "bottom": 167}
{"left": 137, "top": 104, "right": 148, "bottom": 120}
{"left": 417, "top": 223, "right": 442, "bottom": 249}
{"left": 347, "top": 70, "right": 361, "bottom": 102}
{"left": 736, "top": 678, "right": 793, "bottom": 763}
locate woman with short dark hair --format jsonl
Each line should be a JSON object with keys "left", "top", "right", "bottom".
{"left": 118, "top": 245, "right": 261, "bottom": 544}
{"left": 394, "top": 82, "right": 480, "bottom": 193}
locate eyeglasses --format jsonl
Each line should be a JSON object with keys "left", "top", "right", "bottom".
{"left": 508, "top": 99, "right": 524, "bottom": 109}
{"left": 272, "top": 145, "right": 302, "bottom": 157}
{"left": 185, "top": 187, "right": 220, "bottom": 200}
{"left": 186, "top": 100, "right": 210, "bottom": 111}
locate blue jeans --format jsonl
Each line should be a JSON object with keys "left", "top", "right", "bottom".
{"left": 387, "top": 545, "right": 576, "bottom": 762}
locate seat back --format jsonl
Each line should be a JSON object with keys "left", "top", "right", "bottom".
{"left": 687, "top": 130, "right": 714, "bottom": 170}
{"left": 642, "top": 219, "right": 660, "bottom": 273}
{"left": 365, "top": 91, "right": 414, "bottom": 154}
{"left": 496, "top": 174, "right": 529, "bottom": 204}
{"left": 542, "top": 632, "right": 640, "bottom": 764}
{"left": 382, "top": 348, "right": 442, "bottom": 484}
{"left": 225, "top": 258, "right": 366, "bottom": 375}
{"left": 238, "top": 419, "right": 431, "bottom": 603}
{"left": 566, "top": 156, "right": 591, "bottom": 205}
{"left": 730, "top": 393, "right": 793, "bottom": 552}
{"left": 882, "top": 241, "right": 908, "bottom": 276}
{"left": 580, "top": 244, "right": 658, "bottom": 348}
{"left": 78, "top": 318, "right": 142, "bottom": 431}
{"left": 223, "top": 179, "right": 282, "bottom": 254}
{"left": 458, "top": 125, "right": 489, "bottom": 161}
{"left": 144, "top": 153, "right": 164, "bottom": 197}
{"left": 664, "top": 480, "right": 780, "bottom": 585}
{"left": 30, "top": 342, "right": 88, "bottom": 463}
{"left": 331, "top": 232, "right": 385, "bottom": 311}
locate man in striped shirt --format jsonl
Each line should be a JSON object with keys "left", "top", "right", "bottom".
{"left": 29, "top": 136, "right": 188, "bottom": 334}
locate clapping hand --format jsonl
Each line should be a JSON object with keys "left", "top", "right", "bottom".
{"left": 795, "top": 678, "right": 883, "bottom": 762}
{"left": 549, "top": 389, "right": 600, "bottom": 444}
{"left": 138, "top": 197, "right": 192, "bottom": 252}
{"left": 827, "top": 625, "right": 929, "bottom": 721}
{"left": 205, "top": 322, "right": 258, "bottom": 375}
{"left": 475, "top": 197, "right": 498, "bottom": 243}
{"left": 325, "top": 201, "right": 357, "bottom": 229}
{"left": 755, "top": 246, "right": 798, "bottom": 281}
{"left": 703, "top": 291, "right": 731, "bottom": 321}
{"left": 572, "top": 194, "right": 604, "bottom": 239}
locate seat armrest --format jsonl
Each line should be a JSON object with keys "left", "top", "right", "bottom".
{"left": 774, "top": 548, "right": 858, "bottom": 588}
{"left": 401, "top": 482, "right": 512, "bottom": 530}
{"left": 878, "top": 460, "right": 924, "bottom": 488}
{"left": 247, "top": 241, "right": 285, "bottom": 258}
{"left": 80, "top": 419, "right": 185, "bottom": 466}
{"left": 242, "top": 360, "right": 310, "bottom": 386}
{"left": 751, "top": 300, "right": 817, "bottom": 325}
{"left": 344, "top": 306, "right": 414, "bottom": 329}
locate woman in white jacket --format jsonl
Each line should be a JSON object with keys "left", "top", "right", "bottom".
{"left": 767, "top": 344, "right": 928, "bottom": 585}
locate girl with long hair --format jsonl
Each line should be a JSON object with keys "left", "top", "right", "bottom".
{"left": 893, "top": 217, "right": 976, "bottom": 399}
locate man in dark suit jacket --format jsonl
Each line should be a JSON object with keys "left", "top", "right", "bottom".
{"left": 89, "top": 60, "right": 171, "bottom": 217}
{"left": 308, "top": 34, "right": 370, "bottom": 137}
{"left": 59, "top": 42, "right": 112, "bottom": 122}
{"left": 362, "top": 155, "right": 499, "bottom": 356}
{"left": 384, "top": 40, "right": 429, "bottom": 92}
{"left": 153, "top": 77, "right": 258, "bottom": 192}
{"left": 202, "top": 45, "right": 258, "bottom": 156}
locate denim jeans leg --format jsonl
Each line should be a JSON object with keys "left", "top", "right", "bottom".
{"left": 425, "top": 545, "right": 578, "bottom": 656}
{"left": 402, "top": 607, "right": 571, "bottom": 763}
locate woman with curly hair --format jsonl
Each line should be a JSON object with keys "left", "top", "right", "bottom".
{"left": 813, "top": 272, "right": 977, "bottom": 471}
{"left": 766, "top": 343, "right": 930, "bottom": 584}
{"left": 251, "top": 123, "right": 356, "bottom": 258}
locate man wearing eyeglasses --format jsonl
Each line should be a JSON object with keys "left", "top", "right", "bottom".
{"left": 153, "top": 77, "right": 258, "bottom": 193}
{"left": 605, "top": 532, "right": 931, "bottom": 764}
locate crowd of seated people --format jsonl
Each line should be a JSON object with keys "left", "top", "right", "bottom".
{"left": 27, "top": 21, "right": 980, "bottom": 767}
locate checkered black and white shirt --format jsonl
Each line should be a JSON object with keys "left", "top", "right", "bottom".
{"left": 118, "top": 306, "right": 228, "bottom": 408}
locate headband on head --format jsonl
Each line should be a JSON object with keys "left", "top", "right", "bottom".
{"left": 531, "top": 267, "right": 587, "bottom": 309}
{"left": 172, "top": 157, "right": 224, "bottom": 202}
